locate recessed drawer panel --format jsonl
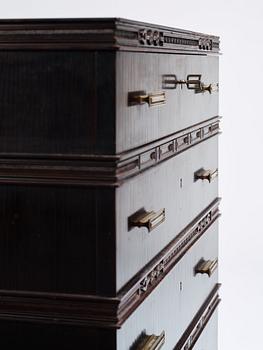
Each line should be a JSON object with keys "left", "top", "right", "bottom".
{"left": 116, "top": 52, "right": 219, "bottom": 152}
{"left": 116, "top": 135, "right": 218, "bottom": 290}
{"left": 117, "top": 221, "right": 219, "bottom": 349}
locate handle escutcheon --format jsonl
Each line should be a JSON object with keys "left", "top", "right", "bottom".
{"left": 195, "top": 258, "right": 218, "bottom": 277}
{"left": 130, "top": 209, "right": 165, "bottom": 232}
{"left": 195, "top": 168, "right": 218, "bottom": 183}
{"left": 128, "top": 91, "right": 166, "bottom": 107}
{"left": 136, "top": 331, "right": 165, "bottom": 350}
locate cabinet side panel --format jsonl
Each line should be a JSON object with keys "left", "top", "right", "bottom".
{"left": 0, "top": 51, "right": 115, "bottom": 155}
{"left": 0, "top": 184, "right": 116, "bottom": 295}
{"left": 0, "top": 321, "right": 117, "bottom": 350}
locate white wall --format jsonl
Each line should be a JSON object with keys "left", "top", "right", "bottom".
{"left": 0, "top": 0, "right": 261, "bottom": 348}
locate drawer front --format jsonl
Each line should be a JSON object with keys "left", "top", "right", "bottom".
{"left": 117, "top": 221, "right": 219, "bottom": 349}
{"left": 116, "top": 135, "right": 218, "bottom": 290}
{"left": 192, "top": 311, "right": 218, "bottom": 350}
{"left": 116, "top": 52, "right": 219, "bottom": 152}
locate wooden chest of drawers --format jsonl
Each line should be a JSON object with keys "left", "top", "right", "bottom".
{"left": 0, "top": 18, "right": 221, "bottom": 349}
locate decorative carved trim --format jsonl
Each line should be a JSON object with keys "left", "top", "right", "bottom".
{"left": 0, "top": 117, "right": 221, "bottom": 187}
{"left": 0, "top": 198, "right": 220, "bottom": 328}
{"left": 174, "top": 284, "right": 221, "bottom": 350}
{"left": 138, "top": 29, "right": 164, "bottom": 46}
{"left": 0, "top": 18, "right": 220, "bottom": 53}
{"left": 198, "top": 37, "right": 213, "bottom": 51}
{"left": 163, "top": 36, "right": 198, "bottom": 47}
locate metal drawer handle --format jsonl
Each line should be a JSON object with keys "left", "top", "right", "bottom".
{"left": 130, "top": 209, "right": 165, "bottom": 232}
{"left": 200, "top": 82, "right": 219, "bottom": 94}
{"left": 136, "top": 331, "right": 165, "bottom": 350}
{"left": 195, "top": 258, "right": 218, "bottom": 277}
{"left": 128, "top": 90, "right": 166, "bottom": 107}
{"left": 195, "top": 168, "right": 218, "bottom": 183}
{"left": 162, "top": 74, "right": 218, "bottom": 94}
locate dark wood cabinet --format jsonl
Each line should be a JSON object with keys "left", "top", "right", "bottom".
{"left": 0, "top": 18, "right": 221, "bottom": 349}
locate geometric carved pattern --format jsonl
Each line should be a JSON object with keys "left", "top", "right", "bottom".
{"left": 174, "top": 284, "right": 221, "bottom": 350}
{"left": 164, "top": 36, "right": 198, "bottom": 47}
{"left": 138, "top": 30, "right": 217, "bottom": 52}
{"left": 117, "top": 117, "right": 221, "bottom": 183}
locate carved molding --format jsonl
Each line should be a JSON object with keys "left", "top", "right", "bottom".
{"left": 0, "top": 18, "right": 220, "bottom": 53}
{"left": 0, "top": 198, "right": 221, "bottom": 328}
{"left": 174, "top": 284, "right": 221, "bottom": 350}
{"left": 0, "top": 116, "right": 221, "bottom": 187}
{"left": 138, "top": 29, "right": 164, "bottom": 46}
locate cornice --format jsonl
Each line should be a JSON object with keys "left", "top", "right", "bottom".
{"left": 0, "top": 18, "right": 220, "bottom": 53}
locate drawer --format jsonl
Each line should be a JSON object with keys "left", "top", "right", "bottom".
{"left": 0, "top": 137, "right": 217, "bottom": 296}
{"left": 117, "top": 221, "right": 219, "bottom": 349}
{"left": 116, "top": 52, "right": 219, "bottom": 152}
{"left": 116, "top": 135, "right": 218, "bottom": 289}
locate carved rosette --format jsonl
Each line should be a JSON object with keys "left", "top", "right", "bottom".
{"left": 138, "top": 29, "right": 164, "bottom": 46}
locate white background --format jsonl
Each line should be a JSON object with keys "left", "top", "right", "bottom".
{"left": 0, "top": 0, "right": 261, "bottom": 349}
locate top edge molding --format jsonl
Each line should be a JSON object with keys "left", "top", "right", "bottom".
{"left": 0, "top": 17, "right": 220, "bottom": 53}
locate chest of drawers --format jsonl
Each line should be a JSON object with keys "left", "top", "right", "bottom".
{"left": 0, "top": 18, "right": 221, "bottom": 349}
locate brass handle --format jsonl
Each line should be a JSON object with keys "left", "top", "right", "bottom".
{"left": 128, "top": 91, "right": 166, "bottom": 107}
{"left": 195, "top": 258, "right": 218, "bottom": 277}
{"left": 137, "top": 331, "right": 165, "bottom": 350}
{"left": 130, "top": 209, "right": 165, "bottom": 232}
{"left": 162, "top": 74, "right": 218, "bottom": 94}
{"left": 195, "top": 168, "right": 218, "bottom": 183}
{"left": 200, "top": 82, "right": 219, "bottom": 94}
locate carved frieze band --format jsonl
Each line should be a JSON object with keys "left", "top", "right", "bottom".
{"left": 0, "top": 19, "right": 220, "bottom": 53}
{"left": 117, "top": 116, "right": 220, "bottom": 183}
{"left": 136, "top": 25, "right": 218, "bottom": 52}
{"left": 174, "top": 284, "right": 221, "bottom": 350}
{"left": 0, "top": 198, "right": 220, "bottom": 328}
{"left": 0, "top": 117, "right": 220, "bottom": 186}
{"left": 139, "top": 30, "right": 214, "bottom": 51}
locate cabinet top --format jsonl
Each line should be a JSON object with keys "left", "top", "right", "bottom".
{"left": 0, "top": 17, "right": 220, "bottom": 53}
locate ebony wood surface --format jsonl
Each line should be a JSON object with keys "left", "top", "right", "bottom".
{"left": 0, "top": 49, "right": 219, "bottom": 156}
{"left": 0, "top": 185, "right": 116, "bottom": 295}
{"left": 0, "top": 283, "right": 220, "bottom": 350}
{"left": 116, "top": 53, "right": 219, "bottom": 152}
{"left": 0, "top": 50, "right": 115, "bottom": 155}
{"left": 0, "top": 18, "right": 220, "bottom": 349}
{"left": 0, "top": 198, "right": 220, "bottom": 329}
{"left": 0, "top": 322, "right": 116, "bottom": 350}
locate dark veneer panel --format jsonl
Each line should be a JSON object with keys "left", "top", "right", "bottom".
{"left": 0, "top": 184, "right": 116, "bottom": 295}
{"left": 0, "top": 321, "right": 116, "bottom": 350}
{"left": 0, "top": 51, "right": 115, "bottom": 155}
